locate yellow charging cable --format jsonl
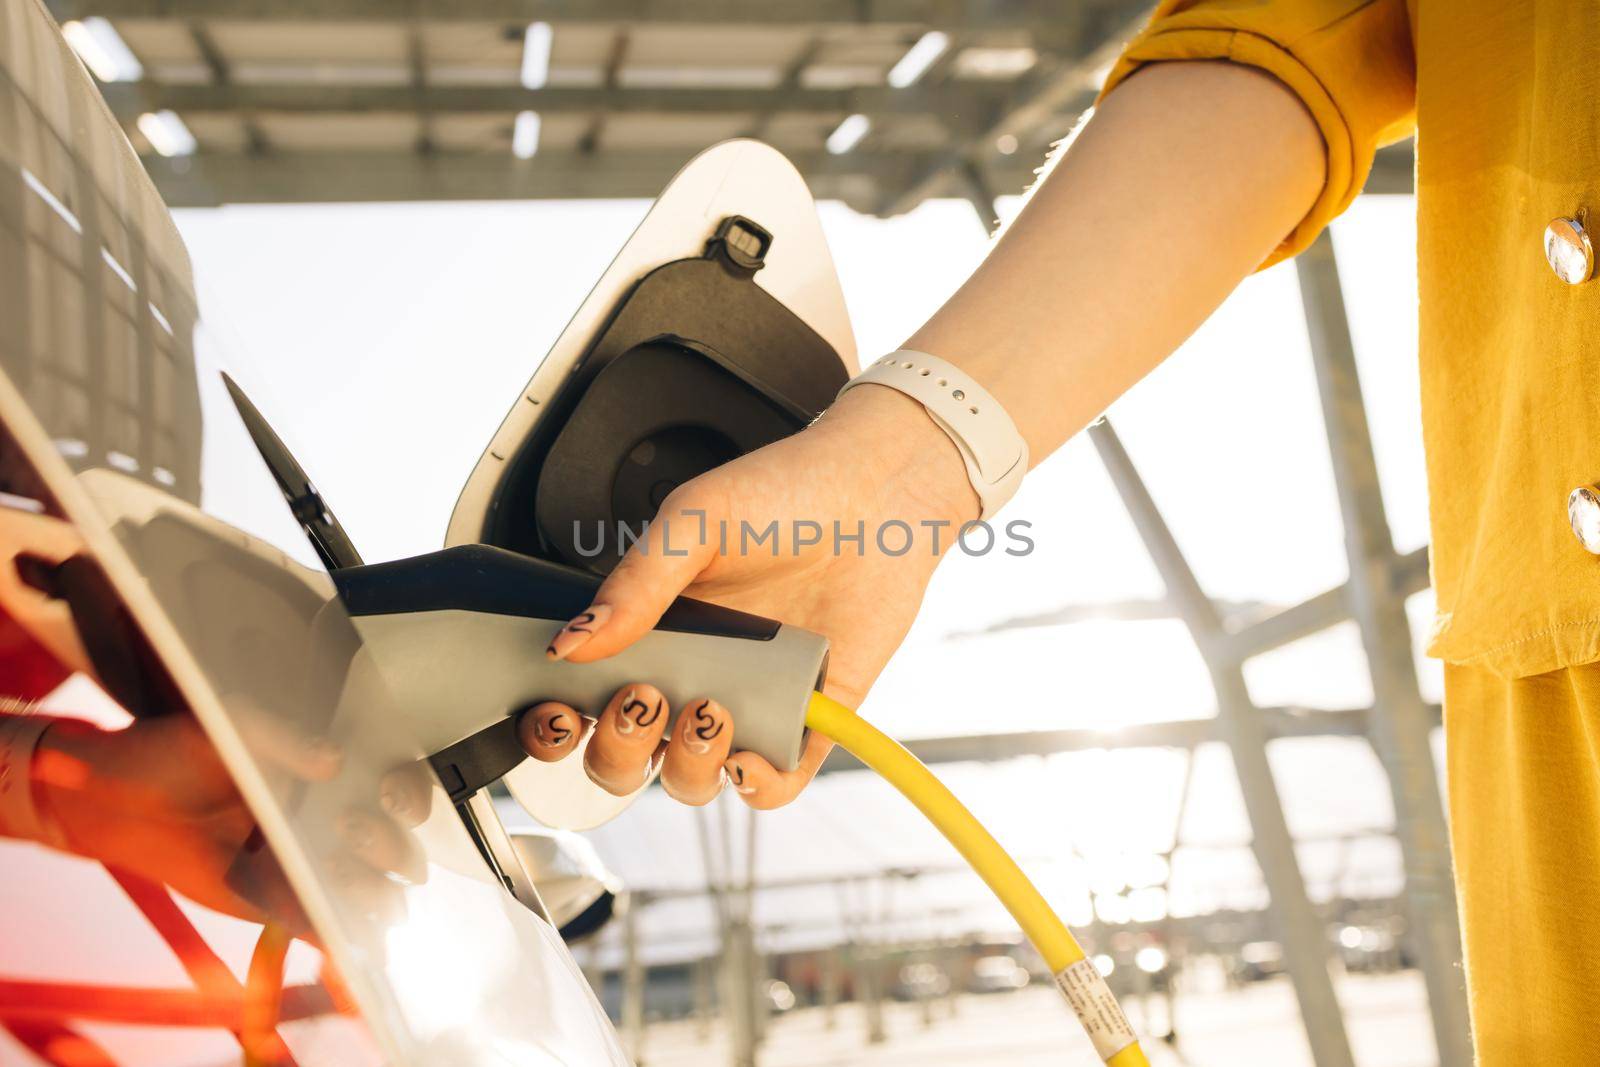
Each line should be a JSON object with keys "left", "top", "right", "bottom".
{"left": 806, "top": 691, "right": 1150, "bottom": 1067}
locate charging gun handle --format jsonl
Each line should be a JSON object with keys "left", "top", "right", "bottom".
{"left": 335, "top": 546, "right": 829, "bottom": 802}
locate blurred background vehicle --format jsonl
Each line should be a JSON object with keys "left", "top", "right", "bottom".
{"left": 968, "top": 955, "right": 1031, "bottom": 995}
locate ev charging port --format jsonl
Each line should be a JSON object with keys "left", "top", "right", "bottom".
{"left": 472, "top": 213, "right": 850, "bottom": 573}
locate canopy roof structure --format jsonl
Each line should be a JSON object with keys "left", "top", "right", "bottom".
{"left": 48, "top": 0, "right": 1411, "bottom": 211}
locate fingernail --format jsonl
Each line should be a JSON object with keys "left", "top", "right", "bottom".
{"left": 532, "top": 710, "right": 574, "bottom": 750}
{"left": 726, "top": 759, "right": 755, "bottom": 795}
{"left": 683, "top": 700, "right": 725, "bottom": 755}
{"left": 546, "top": 604, "right": 612, "bottom": 661}
{"left": 338, "top": 812, "right": 376, "bottom": 852}
{"left": 614, "top": 689, "right": 664, "bottom": 738}
{"left": 304, "top": 737, "right": 342, "bottom": 767}
{"left": 379, "top": 782, "right": 409, "bottom": 821}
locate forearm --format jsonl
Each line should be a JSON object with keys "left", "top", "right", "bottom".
{"left": 918, "top": 61, "right": 1323, "bottom": 458}
{"left": 827, "top": 60, "right": 1326, "bottom": 519}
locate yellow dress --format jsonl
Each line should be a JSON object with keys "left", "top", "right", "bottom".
{"left": 1103, "top": 2, "right": 1600, "bottom": 1061}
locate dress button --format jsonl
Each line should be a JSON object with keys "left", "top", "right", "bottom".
{"left": 1545, "top": 216, "right": 1595, "bottom": 284}
{"left": 1569, "top": 487, "right": 1600, "bottom": 553}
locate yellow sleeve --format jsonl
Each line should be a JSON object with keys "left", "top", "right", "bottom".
{"left": 1098, "top": 0, "right": 1416, "bottom": 267}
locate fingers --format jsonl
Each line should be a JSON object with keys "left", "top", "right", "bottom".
{"left": 544, "top": 605, "right": 612, "bottom": 662}
{"left": 724, "top": 729, "right": 834, "bottom": 811}
{"left": 337, "top": 809, "right": 424, "bottom": 883}
{"left": 378, "top": 762, "right": 435, "bottom": 829}
{"left": 660, "top": 699, "right": 733, "bottom": 806}
{"left": 226, "top": 695, "right": 343, "bottom": 782}
{"left": 329, "top": 853, "right": 406, "bottom": 926}
{"left": 550, "top": 494, "right": 718, "bottom": 664}
{"left": 584, "top": 684, "right": 670, "bottom": 796}
{"left": 0, "top": 509, "right": 93, "bottom": 677}
{"left": 517, "top": 701, "right": 591, "bottom": 763}
{"left": 516, "top": 684, "right": 821, "bottom": 810}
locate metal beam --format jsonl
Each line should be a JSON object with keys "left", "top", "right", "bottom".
{"left": 744, "top": 36, "right": 825, "bottom": 141}
{"left": 1296, "top": 232, "right": 1472, "bottom": 1066}
{"left": 960, "top": 595, "right": 1267, "bottom": 633}
{"left": 612, "top": 894, "right": 1412, "bottom": 966}
{"left": 134, "top": 148, "right": 1045, "bottom": 211}
{"left": 816, "top": 703, "right": 1439, "bottom": 775}
{"left": 1366, "top": 142, "right": 1415, "bottom": 195}
{"left": 131, "top": 146, "right": 1408, "bottom": 215}
{"left": 407, "top": 22, "right": 433, "bottom": 155}
{"left": 967, "top": 542, "right": 1425, "bottom": 646}
{"left": 185, "top": 20, "right": 269, "bottom": 155}
{"left": 958, "top": 156, "right": 1000, "bottom": 233}
{"left": 1089, "top": 420, "right": 1357, "bottom": 1067}
{"left": 59, "top": 0, "right": 1116, "bottom": 28}
{"left": 120, "top": 114, "right": 1412, "bottom": 217}
{"left": 99, "top": 82, "right": 1010, "bottom": 122}
{"left": 879, "top": 7, "right": 1142, "bottom": 216}
{"left": 1221, "top": 543, "right": 1429, "bottom": 661}
{"left": 577, "top": 28, "right": 630, "bottom": 155}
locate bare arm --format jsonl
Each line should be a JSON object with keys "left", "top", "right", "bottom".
{"left": 531, "top": 58, "right": 1332, "bottom": 809}
{"left": 845, "top": 59, "right": 1328, "bottom": 497}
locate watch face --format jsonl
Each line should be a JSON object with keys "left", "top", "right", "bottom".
{"left": 0, "top": 7, "right": 627, "bottom": 1064}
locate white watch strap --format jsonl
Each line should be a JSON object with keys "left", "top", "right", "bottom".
{"left": 838, "top": 351, "right": 1028, "bottom": 520}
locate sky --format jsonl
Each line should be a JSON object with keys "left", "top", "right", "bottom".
{"left": 169, "top": 188, "right": 1439, "bottom": 961}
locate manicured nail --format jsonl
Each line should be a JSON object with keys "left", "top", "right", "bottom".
{"left": 683, "top": 700, "right": 725, "bottom": 755}
{"left": 614, "top": 689, "right": 664, "bottom": 737}
{"left": 726, "top": 759, "right": 755, "bottom": 795}
{"left": 531, "top": 710, "right": 575, "bottom": 750}
{"left": 546, "top": 604, "right": 612, "bottom": 661}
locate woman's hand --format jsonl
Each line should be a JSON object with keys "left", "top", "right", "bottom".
{"left": 33, "top": 712, "right": 319, "bottom": 920}
{"left": 518, "top": 385, "right": 976, "bottom": 810}
{"left": 32, "top": 709, "right": 431, "bottom": 926}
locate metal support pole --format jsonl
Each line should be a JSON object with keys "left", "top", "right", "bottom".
{"left": 621, "top": 893, "right": 646, "bottom": 1064}
{"left": 943, "top": 938, "right": 961, "bottom": 1019}
{"left": 1296, "top": 233, "right": 1473, "bottom": 1067}
{"left": 822, "top": 944, "right": 841, "bottom": 1029}
{"left": 960, "top": 158, "right": 1001, "bottom": 236}
{"left": 1090, "top": 421, "right": 1356, "bottom": 1067}
{"left": 582, "top": 941, "right": 607, "bottom": 1004}
{"left": 745, "top": 809, "right": 768, "bottom": 1047}
{"left": 861, "top": 942, "right": 887, "bottom": 1043}
{"left": 702, "top": 798, "right": 758, "bottom": 1067}
{"left": 916, "top": 942, "right": 936, "bottom": 1028}
{"left": 694, "top": 955, "right": 714, "bottom": 1040}
{"left": 1158, "top": 750, "right": 1196, "bottom": 1049}
{"left": 721, "top": 917, "right": 758, "bottom": 1067}
{"left": 862, "top": 879, "right": 890, "bottom": 1044}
